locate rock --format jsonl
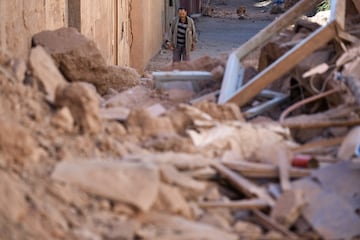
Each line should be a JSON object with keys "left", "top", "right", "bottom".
{"left": 0, "top": 118, "right": 41, "bottom": 164}
{"left": 101, "top": 219, "right": 138, "bottom": 240}
{"left": 160, "top": 164, "right": 207, "bottom": 192}
{"left": 210, "top": 65, "right": 225, "bottom": 81}
{"left": 51, "top": 160, "right": 159, "bottom": 212}
{"left": 29, "top": 46, "right": 67, "bottom": 101}
{"left": 0, "top": 171, "right": 28, "bottom": 222}
{"left": 32, "top": 27, "right": 107, "bottom": 78}
{"left": 32, "top": 27, "right": 139, "bottom": 95}
{"left": 55, "top": 82, "right": 102, "bottom": 134}
{"left": 12, "top": 58, "right": 27, "bottom": 83}
{"left": 233, "top": 220, "right": 263, "bottom": 239}
{"left": 264, "top": 231, "right": 284, "bottom": 239}
{"left": 98, "top": 65, "right": 140, "bottom": 95}
{"left": 199, "top": 212, "right": 232, "bottom": 231}
{"left": 138, "top": 212, "right": 238, "bottom": 240}
{"left": 154, "top": 183, "right": 192, "bottom": 218}
{"left": 270, "top": 5, "right": 284, "bottom": 14}
{"left": 51, "top": 107, "right": 74, "bottom": 133}
{"left": 194, "top": 101, "right": 244, "bottom": 121}
{"left": 126, "top": 108, "right": 176, "bottom": 137}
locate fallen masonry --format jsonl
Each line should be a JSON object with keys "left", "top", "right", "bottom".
{"left": 0, "top": 1, "right": 360, "bottom": 239}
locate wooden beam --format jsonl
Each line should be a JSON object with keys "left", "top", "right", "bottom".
{"left": 282, "top": 118, "right": 360, "bottom": 129}
{"left": 353, "top": 0, "right": 360, "bottom": 13}
{"left": 224, "top": 160, "right": 311, "bottom": 178}
{"left": 234, "top": 0, "right": 323, "bottom": 60}
{"left": 198, "top": 199, "right": 269, "bottom": 210}
{"left": 227, "top": 21, "right": 336, "bottom": 107}
{"left": 291, "top": 137, "right": 344, "bottom": 154}
{"left": 211, "top": 162, "right": 275, "bottom": 207}
{"left": 330, "top": 0, "right": 346, "bottom": 30}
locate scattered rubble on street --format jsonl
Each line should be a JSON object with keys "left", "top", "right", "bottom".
{"left": 1, "top": 0, "right": 360, "bottom": 240}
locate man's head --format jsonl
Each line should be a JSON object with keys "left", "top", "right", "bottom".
{"left": 178, "top": 7, "right": 187, "bottom": 21}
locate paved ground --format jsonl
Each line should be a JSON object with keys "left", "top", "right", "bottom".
{"left": 194, "top": 17, "right": 271, "bottom": 58}
{"left": 146, "top": 0, "right": 275, "bottom": 72}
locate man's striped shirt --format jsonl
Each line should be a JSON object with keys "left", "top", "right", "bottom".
{"left": 177, "top": 19, "right": 188, "bottom": 47}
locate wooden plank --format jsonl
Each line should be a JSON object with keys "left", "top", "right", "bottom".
{"left": 282, "top": 118, "right": 360, "bottom": 129}
{"left": 338, "top": 30, "right": 360, "bottom": 44}
{"left": 278, "top": 150, "right": 291, "bottom": 192}
{"left": 330, "top": 0, "right": 346, "bottom": 30}
{"left": 253, "top": 209, "right": 300, "bottom": 239}
{"left": 211, "top": 162, "right": 275, "bottom": 207}
{"left": 234, "top": 0, "right": 323, "bottom": 60}
{"left": 353, "top": 0, "right": 360, "bottom": 13}
{"left": 198, "top": 199, "right": 269, "bottom": 210}
{"left": 291, "top": 137, "right": 344, "bottom": 154}
{"left": 227, "top": 21, "right": 336, "bottom": 107}
{"left": 224, "top": 161, "right": 311, "bottom": 178}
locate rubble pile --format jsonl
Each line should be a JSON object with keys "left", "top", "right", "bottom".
{"left": 1, "top": 14, "right": 360, "bottom": 240}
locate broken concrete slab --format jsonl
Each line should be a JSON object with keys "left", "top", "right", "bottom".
{"left": 29, "top": 46, "right": 67, "bottom": 102}
{"left": 293, "top": 161, "right": 360, "bottom": 239}
{"left": 51, "top": 160, "right": 160, "bottom": 212}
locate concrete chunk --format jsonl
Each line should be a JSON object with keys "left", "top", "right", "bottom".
{"left": 51, "top": 160, "right": 160, "bottom": 212}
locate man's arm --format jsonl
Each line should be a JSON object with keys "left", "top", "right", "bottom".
{"left": 191, "top": 19, "right": 198, "bottom": 44}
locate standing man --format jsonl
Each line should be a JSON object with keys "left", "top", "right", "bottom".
{"left": 168, "top": 7, "right": 198, "bottom": 62}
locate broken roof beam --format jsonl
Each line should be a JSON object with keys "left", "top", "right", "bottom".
{"left": 353, "top": 0, "right": 360, "bottom": 13}
{"left": 227, "top": 21, "right": 337, "bottom": 107}
{"left": 330, "top": 0, "right": 346, "bottom": 30}
{"left": 234, "top": 0, "right": 323, "bottom": 60}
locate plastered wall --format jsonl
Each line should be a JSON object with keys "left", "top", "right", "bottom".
{"left": 0, "top": 0, "right": 67, "bottom": 59}
{"left": 130, "top": 0, "right": 166, "bottom": 74}
{"left": 0, "top": 0, "right": 169, "bottom": 73}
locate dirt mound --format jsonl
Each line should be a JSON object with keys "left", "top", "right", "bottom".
{"left": 33, "top": 27, "right": 140, "bottom": 95}
{"left": 160, "top": 55, "right": 227, "bottom": 72}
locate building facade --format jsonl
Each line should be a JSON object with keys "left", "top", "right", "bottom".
{"left": 0, "top": 0, "right": 182, "bottom": 74}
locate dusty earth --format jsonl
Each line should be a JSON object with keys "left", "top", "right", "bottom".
{"left": 1, "top": 0, "right": 360, "bottom": 240}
